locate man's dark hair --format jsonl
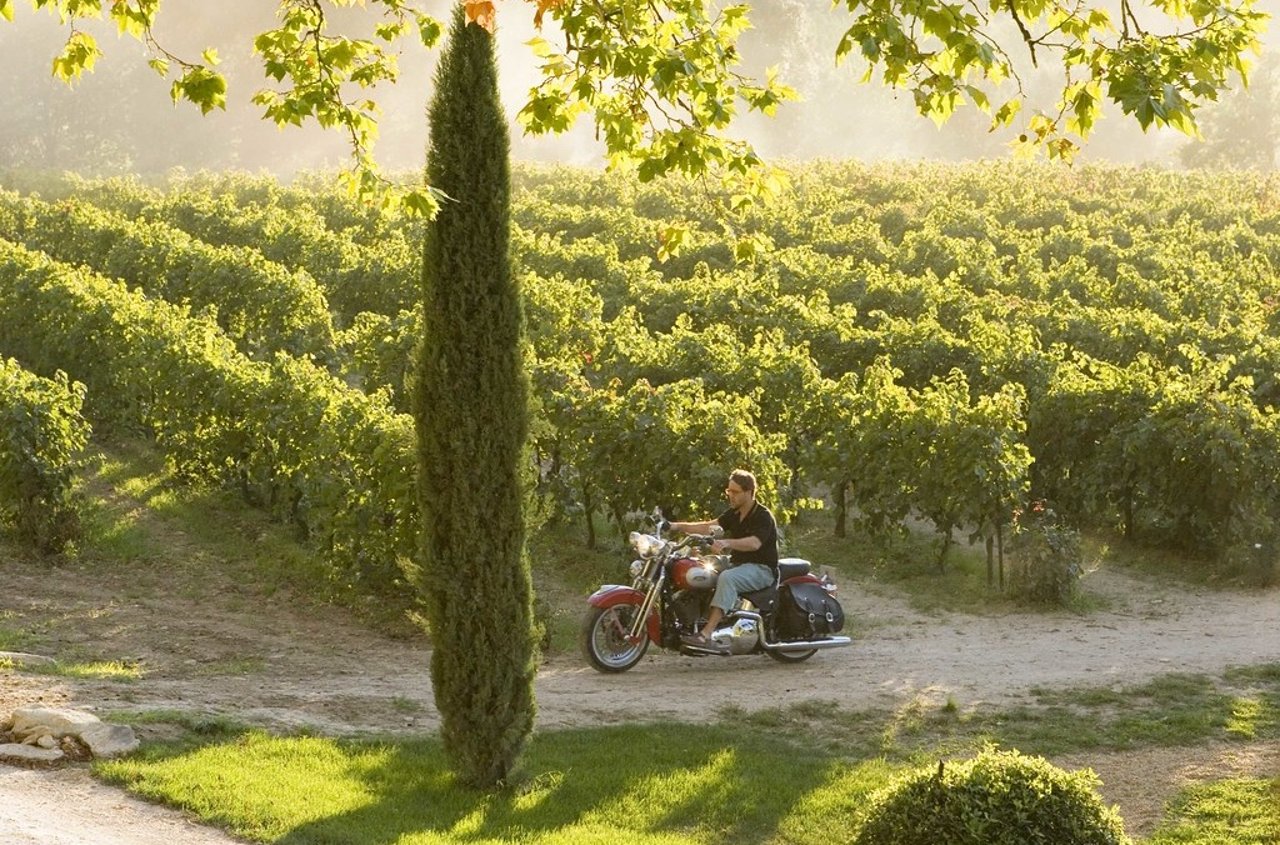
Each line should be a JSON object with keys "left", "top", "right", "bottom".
{"left": 729, "top": 469, "right": 757, "bottom": 494}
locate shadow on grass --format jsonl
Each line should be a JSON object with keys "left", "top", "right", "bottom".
{"left": 99, "top": 723, "right": 893, "bottom": 845}
{"left": 96, "top": 664, "right": 1280, "bottom": 843}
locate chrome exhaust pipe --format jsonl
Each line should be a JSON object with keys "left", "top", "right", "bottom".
{"left": 764, "top": 636, "right": 852, "bottom": 653}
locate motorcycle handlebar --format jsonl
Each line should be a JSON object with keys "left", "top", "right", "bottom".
{"left": 676, "top": 533, "right": 716, "bottom": 552}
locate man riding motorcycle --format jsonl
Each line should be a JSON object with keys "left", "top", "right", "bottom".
{"left": 668, "top": 468, "right": 777, "bottom": 654}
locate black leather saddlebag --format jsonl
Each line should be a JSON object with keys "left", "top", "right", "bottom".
{"left": 778, "top": 580, "right": 844, "bottom": 639}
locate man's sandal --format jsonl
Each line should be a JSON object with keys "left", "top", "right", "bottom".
{"left": 681, "top": 631, "right": 729, "bottom": 655}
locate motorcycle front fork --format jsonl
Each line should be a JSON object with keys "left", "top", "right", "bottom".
{"left": 628, "top": 584, "right": 661, "bottom": 643}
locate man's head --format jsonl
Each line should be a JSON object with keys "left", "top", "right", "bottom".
{"left": 726, "top": 469, "right": 757, "bottom": 505}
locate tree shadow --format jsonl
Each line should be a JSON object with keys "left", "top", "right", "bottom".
{"left": 273, "top": 722, "right": 850, "bottom": 844}
{"left": 117, "top": 722, "right": 872, "bottom": 844}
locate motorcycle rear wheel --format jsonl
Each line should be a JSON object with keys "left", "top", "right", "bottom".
{"left": 581, "top": 604, "right": 649, "bottom": 673}
{"left": 766, "top": 646, "right": 817, "bottom": 663}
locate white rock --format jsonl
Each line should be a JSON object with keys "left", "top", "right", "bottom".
{"left": 0, "top": 651, "right": 56, "bottom": 667}
{"left": 5, "top": 706, "right": 140, "bottom": 760}
{"left": 11, "top": 707, "right": 101, "bottom": 739}
{"left": 0, "top": 742, "right": 64, "bottom": 764}
{"left": 79, "top": 723, "right": 139, "bottom": 759}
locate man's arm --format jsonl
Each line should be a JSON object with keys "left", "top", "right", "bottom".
{"left": 716, "top": 535, "right": 762, "bottom": 553}
{"left": 668, "top": 519, "right": 717, "bottom": 535}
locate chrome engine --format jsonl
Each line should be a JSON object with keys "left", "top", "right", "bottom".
{"left": 711, "top": 614, "right": 762, "bottom": 655}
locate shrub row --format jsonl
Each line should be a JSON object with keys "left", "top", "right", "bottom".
{"left": 0, "top": 238, "right": 415, "bottom": 597}
{"left": 15, "top": 164, "right": 1280, "bottom": 581}
{"left": 0, "top": 357, "right": 90, "bottom": 554}
{"left": 146, "top": 190, "right": 415, "bottom": 323}
{"left": 32, "top": 175, "right": 416, "bottom": 324}
{"left": 0, "top": 191, "right": 337, "bottom": 364}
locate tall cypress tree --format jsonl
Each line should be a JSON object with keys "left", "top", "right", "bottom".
{"left": 414, "top": 6, "right": 535, "bottom": 788}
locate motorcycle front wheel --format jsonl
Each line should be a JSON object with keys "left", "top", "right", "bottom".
{"left": 581, "top": 604, "right": 649, "bottom": 673}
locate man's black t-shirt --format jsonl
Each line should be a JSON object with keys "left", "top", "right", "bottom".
{"left": 716, "top": 502, "right": 779, "bottom": 569}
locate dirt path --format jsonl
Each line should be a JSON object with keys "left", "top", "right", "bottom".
{"left": 1, "top": 557, "right": 1277, "bottom": 843}
{"left": 0, "top": 766, "right": 244, "bottom": 845}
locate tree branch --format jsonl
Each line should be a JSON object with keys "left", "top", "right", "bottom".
{"left": 1008, "top": 0, "right": 1040, "bottom": 67}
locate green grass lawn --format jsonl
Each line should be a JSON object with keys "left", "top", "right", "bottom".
{"left": 94, "top": 721, "right": 1280, "bottom": 845}
{"left": 98, "top": 725, "right": 900, "bottom": 845}
{"left": 1145, "top": 776, "right": 1280, "bottom": 845}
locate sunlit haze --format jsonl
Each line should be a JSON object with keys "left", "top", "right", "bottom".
{"left": 0, "top": 0, "right": 1275, "bottom": 177}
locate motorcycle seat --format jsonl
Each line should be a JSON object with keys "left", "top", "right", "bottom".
{"left": 778, "top": 558, "right": 810, "bottom": 580}
{"left": 740, "top": 560, "right": 812, "bottom": 616}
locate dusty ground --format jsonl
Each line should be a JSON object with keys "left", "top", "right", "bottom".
{"left": 1, "top": 553, "right": 1277, "bottom": 843}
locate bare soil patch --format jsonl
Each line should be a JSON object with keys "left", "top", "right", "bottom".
{"left": 1060, "top": 739, "right": 1280, "bottom": 840}
{"left": 1, "top": 552, "right": 1277, "bottom": 843}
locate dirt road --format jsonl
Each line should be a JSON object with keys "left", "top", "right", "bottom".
{"left": 4, "top": 566, "right": 1274, "bottom": 734}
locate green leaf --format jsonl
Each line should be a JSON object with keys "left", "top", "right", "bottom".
{"left": 417, "top": 14, "right": 443, "bottom": 47}
{"left": 656, "top": 224, "right": 691, "bottom": 262}
{"left": 1065, "top": 81, "right": 1101, "bottom": 136}
{"left": 526, "top": 36, "right": 555, "bottom": 59}
{"left": 171, "top": 66, "right": 227, "bottom": 114}
{"left": 323, "top": 39, "right": 360, "bottom": 71}
{"left": 401, "top": 189, "right": 438, "bottom": 219}
{"left": 374, "top": 21, "right": 406, "bottom": 42}
{"left": 51, "top": 32, "right": 101, "bottom": 83}
{"left": 964, "top": 84, "right": 990, "bottom": 112}
{"left": 922, "top": 7, "right": 955, "bottom": 37}
{"left": 1047, "top": 137, "right": 1078, "bottom": 162}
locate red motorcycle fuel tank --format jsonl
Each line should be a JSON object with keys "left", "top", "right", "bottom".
{"left": 672, "top": 557, "right": 717, "bottom": 590}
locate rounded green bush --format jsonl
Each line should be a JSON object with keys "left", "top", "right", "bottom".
{"left": 854, "top": 748, "right": 1131, "bottom": 845}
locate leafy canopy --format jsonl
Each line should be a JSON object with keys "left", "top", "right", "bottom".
{"left": 836, "top": 0, "right": 1267, "bottom": 162}
{"left": 2, "top": 0, "right": 1268, "bottom": 220}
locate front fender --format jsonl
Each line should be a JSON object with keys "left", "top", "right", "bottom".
{"left": 587, "top": 584, "right": 660, "bottom": 642}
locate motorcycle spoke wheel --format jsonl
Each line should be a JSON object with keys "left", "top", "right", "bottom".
{"left": 581, "top": 605, "right": 649, "bottom": 673}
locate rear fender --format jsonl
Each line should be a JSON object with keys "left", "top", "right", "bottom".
{"left": 587, "top": 584, "right": 660, "bottom": 642}
{"left": 781, "top": 574, "right": 826, "bottom": 588}
{"left": 782, "top": 573, "right": 841, "bottom": 600}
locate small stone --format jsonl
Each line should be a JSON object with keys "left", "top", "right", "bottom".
{"left": 59, "top": 735, "right": 93, "bottom": 763}
{"left": 79, "top": 723, "right": 139, "bottom": 759}
{"left": 14, "top": 724, "right": 53, "bottom": 744}
{"left": 35, "top": 735, "right": 58, "bottom": 750}
{"left": 0, "top": 742, "right": 64, "bottom": 765}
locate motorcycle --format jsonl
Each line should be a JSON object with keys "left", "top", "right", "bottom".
{"left": 581, "top": 509, "right": 852, "bottom": 672}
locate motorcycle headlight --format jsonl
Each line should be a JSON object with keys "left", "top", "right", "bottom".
{"left": 629, "top": 531, "right": 661, "bottom": 558}
{"left": 629, "top": 559, "right": 645, "bottom": 578}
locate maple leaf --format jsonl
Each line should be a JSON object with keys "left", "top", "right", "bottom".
{"left": 464, "top": 0, "right": 496, "bottom": 33}
{"left": 530, "top": 0, "right": 567, "bottom": 29}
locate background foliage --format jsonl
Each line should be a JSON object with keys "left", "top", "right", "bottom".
{"left": 2, "top": 160, "right": 1279, "bottom": 591}
{"left": 0, "top": 357, "right": 89, "bottom": 553}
